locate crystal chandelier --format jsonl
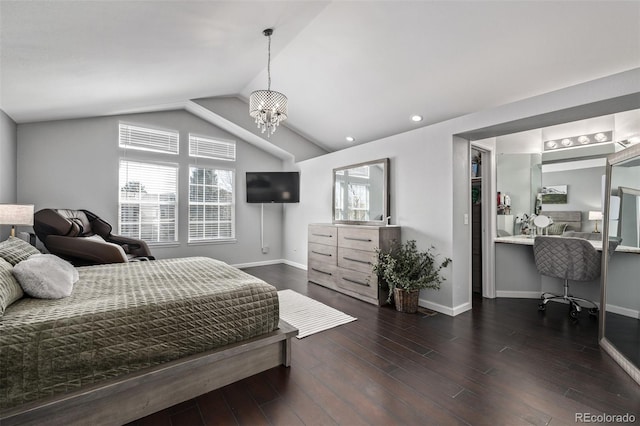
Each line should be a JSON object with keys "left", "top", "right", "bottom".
{"left": 249, "top": 28, "right": 288, "bottom": 138}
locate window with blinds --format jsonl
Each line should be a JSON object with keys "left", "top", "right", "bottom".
{"left": 188, "top": 167, "right": 235, "bottom": 241}
{"left": 189, "top": 134, "right": 236, "bottom": 161}
{"left": 119, "top": 160, "right": 178, "bottom": 243}
{"left": 119, "top": 123, "right": 179, "bottom": 154}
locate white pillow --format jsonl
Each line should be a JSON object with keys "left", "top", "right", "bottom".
{"left": 13, "top": 254, "right": 79, "bottom": 299}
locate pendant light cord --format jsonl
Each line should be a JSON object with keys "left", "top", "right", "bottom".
{"left": 267, "top": 33, "right": 272, "bottom": 91}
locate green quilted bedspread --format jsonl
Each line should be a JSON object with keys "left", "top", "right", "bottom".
{"left": 0, "top": 257, "right": 279, "bottom": 412}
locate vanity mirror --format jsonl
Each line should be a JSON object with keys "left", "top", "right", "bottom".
{"left": 333, "top": 158, "right": 389, "bottom": 225}
{"left": 601, "top": 143, "right": 640, "bottom": 385}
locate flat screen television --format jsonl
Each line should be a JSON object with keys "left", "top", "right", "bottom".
{"left": 246, "top": 172, "right": 300, "bottom": 203}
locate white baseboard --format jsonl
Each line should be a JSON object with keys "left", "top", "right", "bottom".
{"left": 419, "top": 298, "right": 471, "bottom": 317}
{"left": 233, "top": 259, "right": 308, "bottom": 271}
{"left": 232, "top": 259, "right": 285, "bottom": 269}
{"left": 606, "top": 304, "right": 640, "bottom": 319}
{"left": 496, "top": 290, "right": 541, "bottom": 299}
{"left": 282, "top": 259, "right": 307, "bottom": 270}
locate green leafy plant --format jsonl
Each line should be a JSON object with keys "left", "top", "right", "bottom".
{"left": 373, "top": 240, "right": 452, "bottom": 304}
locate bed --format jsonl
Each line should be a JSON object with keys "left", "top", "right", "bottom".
{"left": 0, "top": 243, "right": 296, "bottom": 426}
{"left": 539, "top": 210, "right": 583, "bottom": 233}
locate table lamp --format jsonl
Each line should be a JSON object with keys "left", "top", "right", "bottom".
{"left": 588, "top": 210, "right": 603, "bottom": 233}
{"left": 0, "top": 204, "right": 34, "bottom": 237}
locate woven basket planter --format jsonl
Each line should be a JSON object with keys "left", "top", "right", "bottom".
{"left": 393, "top": 288, "right": 419, "bottom": 313}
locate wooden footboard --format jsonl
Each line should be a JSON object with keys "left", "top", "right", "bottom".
{"left": 0, "top": 320, "right": 297, "bottom": 426}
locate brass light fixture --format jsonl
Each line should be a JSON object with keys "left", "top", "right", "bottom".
{"left": 249, "top": 28, "right": 288, "bottom": 138}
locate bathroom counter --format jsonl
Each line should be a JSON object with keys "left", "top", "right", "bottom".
{"left": 495, "top": 235, "right": 640, "bottom": 254}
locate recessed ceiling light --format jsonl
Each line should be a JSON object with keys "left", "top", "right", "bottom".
{"left": 561, "top": 138, "right": 573, "bottom": 147}
{"left": 546, "top": 141, "right": 558, "bottom": 149}
{"left": 345, "top": 136, "right": 355, "bottom": 142}
{"left": 410, "top": 115, "right": 423, "bottom": 122}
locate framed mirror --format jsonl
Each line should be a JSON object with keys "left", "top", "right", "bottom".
{"left": 600, "top": 144, "right": 640, "bottom": 385}
{"left": 333, "top": 158, "right": 389, "bottom": 225}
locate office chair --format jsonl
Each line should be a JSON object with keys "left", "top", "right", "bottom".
{"left": 533, "top": 236, "right": 601, "bottom": 320}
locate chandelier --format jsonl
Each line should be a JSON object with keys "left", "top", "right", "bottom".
{"left": 249, "top": 28, "right": 288, "bottom": 138}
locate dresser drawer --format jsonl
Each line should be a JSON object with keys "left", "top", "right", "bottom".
{"left": 309, "top": 242, "right": 337, "bottom": 263}
{"left": 308, "top": 224, "right": 337, "bottom": 246}
{"left": 308, "top": 260, "right": 337, "bottom": 289}
{"left": 336, "top": 269, "right": 378, "bottom": 299}
{"left": 338, "top": 247, "right": 377, "bottom": 274}
{"left": 338, "top": 227, "right": 379, "bottom": 251}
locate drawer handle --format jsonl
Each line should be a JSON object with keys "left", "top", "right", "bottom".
{"left": 311, "top": 250, "right": 332, "bottom": 257}
{"left": 343, "top": 256, "right": 371, "bottom": 265}
{"left": 311, "top": 268, "right": 333, "bottom": 276}
{"left": 342, "top": 277, "right": 370, "bottom": 287}
{"left": 312, "top": 233, "right": 333, "bottom": 238}
{"left": 344, "top": 237, "right": 372, "bottom": 242}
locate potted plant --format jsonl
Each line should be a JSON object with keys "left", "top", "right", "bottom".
{"left": 373, "top": 240, "right": 452, "bottom": 313}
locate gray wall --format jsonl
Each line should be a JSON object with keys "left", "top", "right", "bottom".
{"left": 0, "top": 110, "right": 17, "bottom": 240}
{"left": 17, "top": 109, "right": 286, "bottom": 265}
{"left": 541, "top": 166, "right": 606, "bottom": 232}
{"left": 282, "top": 68, "right": 640, "bottom": 316}
{"left": 193, "top": 96, "right": 328, "bottom": 162}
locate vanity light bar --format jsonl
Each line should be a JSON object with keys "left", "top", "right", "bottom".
{"left": 543, "top": 131, "right": 612, "bottom": 151}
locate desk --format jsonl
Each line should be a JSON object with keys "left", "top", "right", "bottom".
{"left": 495, "top": 236, "right": 640, "bottom": 318}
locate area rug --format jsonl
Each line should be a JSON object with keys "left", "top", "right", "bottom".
{"left": 277, "top": 289, "right": 357, "bottom": 339}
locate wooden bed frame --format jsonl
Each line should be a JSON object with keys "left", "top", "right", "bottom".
{"left": 0, "top": 320, "right": 297, "bottom": 426}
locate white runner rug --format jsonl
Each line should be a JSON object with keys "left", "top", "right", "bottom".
{"left": 278, "top": 289, "right": 357, "bottom": 339}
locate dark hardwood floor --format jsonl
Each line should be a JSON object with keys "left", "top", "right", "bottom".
{"left": 129, "top": 264, "right": 639, "bottom": 426}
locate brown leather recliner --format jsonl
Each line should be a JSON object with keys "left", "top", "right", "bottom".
{"left": 33, "top": 208, "right": 154, "bottom": 266}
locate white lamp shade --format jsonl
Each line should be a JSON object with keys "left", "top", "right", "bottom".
{"left": 0, "top": 204, "right": 34, "bottom": 226}
{"left": 588, "top": 210, "right": 603, "bottom": 221}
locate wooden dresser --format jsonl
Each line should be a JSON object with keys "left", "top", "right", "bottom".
{"left": 307, "top": 223, "right": 401, "bottom": 305}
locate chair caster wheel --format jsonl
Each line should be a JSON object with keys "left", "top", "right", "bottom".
{"left": 569, "top": 309, "right": 579, "bottom": 320}
{"left": 588, "top": 308, "right": 599, "bottom": 317}
{"left": 538, "top": 302, "right": 546, "bottom": 311}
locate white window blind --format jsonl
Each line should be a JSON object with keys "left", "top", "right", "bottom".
{"left": 189, "top": 134, "right": 236, "bottom": 161}
{"left": 119, "top": 160, "right": 178, "bottom": 243}
{"left": 188, "top": 167, "right": 235, "bottom": 241}
{"left": 119, "top": 123, "right": 179, "bottom": 154}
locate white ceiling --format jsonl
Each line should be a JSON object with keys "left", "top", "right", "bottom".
{"left": 1, "top": 1, "right": 639, "bottom": 153}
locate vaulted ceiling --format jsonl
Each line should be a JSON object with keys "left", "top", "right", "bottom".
{"left": 1, "top": 1, "right": 639, "bottom": 153}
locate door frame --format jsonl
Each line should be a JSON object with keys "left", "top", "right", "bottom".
{"left": 471, "top": 141, "right": 496, "bottom": 299}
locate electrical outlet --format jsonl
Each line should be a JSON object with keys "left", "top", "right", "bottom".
{"left": 262, "top": 246, "right": 270, "bottom": 254}
{"left": 463, "top": 213, "right": 469, "bottom": 225}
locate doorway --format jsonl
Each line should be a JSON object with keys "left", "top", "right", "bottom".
{"left": 470, "top": 142, "right": 496, "bottom": 302}
{"left": 471, "top": 148, "right": 482, "bottom": 295}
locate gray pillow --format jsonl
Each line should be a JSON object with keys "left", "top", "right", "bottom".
{"left": 546, "top": 223, "right": 568, "bottom": 235}
{"left": 13, "top": 254, "right": 78, "bottom": 299}
{"left": 0, "top": 257, "right": 23, "bottom": 316}
{"left": 0, "top": 236, "right": 40, "bottom": 266}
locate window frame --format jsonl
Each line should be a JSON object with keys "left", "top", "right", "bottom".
{"left": 187, "top": 164, "right": 236, "bottom": 243}
{"left": 118, "top": 159, "right": 179, "bottom": 245}
{"left": 119, "top": 122, "right": 180, "bottom": 155}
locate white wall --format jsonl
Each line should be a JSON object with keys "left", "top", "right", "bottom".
{"left": 0, "top": 110, "right": 17, "bottom": 240}
{"left": 17, "top": 109, "right": 286, "bottom": 265}
{"left": 283, "top": 68, "right": 640, "bottom": 316}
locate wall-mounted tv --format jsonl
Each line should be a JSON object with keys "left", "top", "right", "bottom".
{"left": 246, "top": 172, "right": 300, "bottom": 203}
